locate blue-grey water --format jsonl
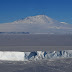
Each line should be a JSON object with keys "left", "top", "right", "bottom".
{"left": 0, "top": 34, "right": 72, "bottom": 46}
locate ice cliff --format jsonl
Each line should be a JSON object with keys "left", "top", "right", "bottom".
{"left": 0, "top": 50, "right": 72, "bottom": 61}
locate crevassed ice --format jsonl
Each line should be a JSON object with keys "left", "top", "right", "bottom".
{"left": 0, "top": 50, "right": 72, "bottom": 61}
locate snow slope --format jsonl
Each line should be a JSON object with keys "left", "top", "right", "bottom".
{"left": 0, "top": 50, "right": 72, "bottom": 61}
{"left": 0, "top": 15, "right": 72, "bottom": 34}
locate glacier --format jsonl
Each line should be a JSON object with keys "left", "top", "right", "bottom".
{"left": 0, "top": 50, "right": 72, "bottom": 61}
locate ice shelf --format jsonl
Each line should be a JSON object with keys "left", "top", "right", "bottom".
{"left": 0, "top": 50, "right": 72, "bottom": 61}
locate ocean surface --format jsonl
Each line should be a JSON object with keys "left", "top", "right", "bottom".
{"left": 0, "top": 34, "right": 72, "bottom": 46}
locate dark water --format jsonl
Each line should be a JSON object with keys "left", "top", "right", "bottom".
{"left": 0, "top": 34, "right": 72, "bottom": 51}
{"left": 0, "top": 34, "right": 72, "bottom": 46}
{"left": 0, "top": 46, "right": 72, "bottom": 52}
{"left": 0, "top": 58, "right": 72, "bottom": 72}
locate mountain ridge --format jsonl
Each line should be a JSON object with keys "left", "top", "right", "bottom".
{"left": 0, "top": 15, "right": 72, "bottom": 34}
{"left": 13, "top": 15, "right": 61, "bottom": 25}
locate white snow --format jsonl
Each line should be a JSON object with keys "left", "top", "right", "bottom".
{"left": 13, "top": 15, "right": 56, "bottom": 24}
{"left": 0, "top": 51, "right": 24, "bottom": 61}
{"left": 60, "top": 22, "right": 68, "bottom": 24}
{"left": 0, "top": 50, "right": 72, "bottom": 61}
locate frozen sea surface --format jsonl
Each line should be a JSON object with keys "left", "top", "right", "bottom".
{"left": 0, "top": 58, "right": 72, "bottom": 72}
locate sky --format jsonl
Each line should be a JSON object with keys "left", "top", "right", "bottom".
{"left": 0, "top": 0, "right": 72, "bottom": 24}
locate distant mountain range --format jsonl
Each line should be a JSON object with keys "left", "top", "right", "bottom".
{"left": 0, "top": 15, "right": 72, "bottom": 34}
{"left": 0, "top": 32, "right": 30, "bottom": 34}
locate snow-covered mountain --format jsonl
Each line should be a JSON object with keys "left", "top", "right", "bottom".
{"left": 0, "top": 15, "right": 72, "bottom": 34}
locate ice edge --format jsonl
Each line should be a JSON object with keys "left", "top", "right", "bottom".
{"left": 0, "top": 50, "right": 72, "bottom": 61}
